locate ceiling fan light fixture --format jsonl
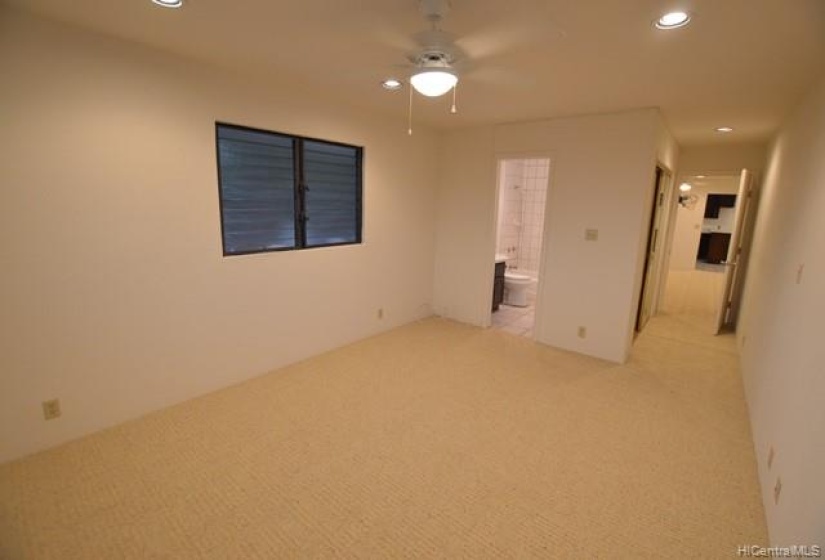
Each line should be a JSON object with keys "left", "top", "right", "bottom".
{"left": 655, "top": 11, "right": 690, "bottom": 29}
{"left": 410, "top": 68, "right": 458, "bottom": 97}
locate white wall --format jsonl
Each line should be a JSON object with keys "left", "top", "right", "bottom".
{"left": 737, "top": 74, "right": 825, "bottom": 546}
{"left": 0, "top": 9, "right": 439, "bottom": 463}
{"left": 704, "top": 206, "right": 735, "bottom": 234}
{"left": 432, "top": 128, "right": 498, "bottom": 327}
{"left": 434, "top": 109, "right": 678, "bottom": 362}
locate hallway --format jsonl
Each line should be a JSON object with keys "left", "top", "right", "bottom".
{"left": 627, "top": 268, "right": 767, "bottom": 547}
{"left": 647, "top": 268, "right": 729, "bottom": 347}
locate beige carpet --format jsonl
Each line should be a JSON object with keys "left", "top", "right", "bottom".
{"left": 0, "top": 272, "right": 766, "bottom": 559}
{"left": 655, "top": 268, "right": 728, "bottom": 346}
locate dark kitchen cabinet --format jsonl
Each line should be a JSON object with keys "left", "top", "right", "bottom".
{"left": 698, "top": 232, "right": 731, "bottom": 263}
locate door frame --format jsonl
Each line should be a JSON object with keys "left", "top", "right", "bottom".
{"left": 636, "top": 165, "right": 673, "bottom": 332}
{"left": 483, "top": 152, "right": 554, "bottom": 340}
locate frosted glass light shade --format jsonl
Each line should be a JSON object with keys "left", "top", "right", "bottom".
{"left": 410, "top": 69, "right": 458, "bottom": 97}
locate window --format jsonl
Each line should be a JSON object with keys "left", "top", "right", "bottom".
{"left": 216, "top": 123, "right": 362, "bottom": 256}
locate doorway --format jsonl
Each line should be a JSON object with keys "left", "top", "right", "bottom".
{"left": 490, "top": 157, "right": 551, "bottom": 338}
{"left": 660, "top": 170, "right": 755, "bottom": 334}
{"left": 695, "top": 193, "right": 737, "bottom": 271}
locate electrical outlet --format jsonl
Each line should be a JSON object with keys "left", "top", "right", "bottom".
{"left": 577, "top": 326, "right": 587, "bottom": 339}
{"left": 767, "top": 446, "right": 775, "bottom": 469}
{"left": 774, "top": 477, "right": 782, "bottom": 504}
{"left": 377, "top": 307, "right": 384, "bottom": 320}
{"left": 42, "top": 399, "right": 61, "bottom": 420}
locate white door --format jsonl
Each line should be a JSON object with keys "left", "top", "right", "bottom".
{"left": 715, "top": 169, "right": 752, "bottom": 334}
{"left": 637, "top": 167, "right": 669, "bottom": 332}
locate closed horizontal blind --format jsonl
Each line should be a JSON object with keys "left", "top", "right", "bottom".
{"left": 303, "top": 140, "right": 361, "bottom": 247}
{"left": 217, "top": 126, "right": 295, "bottom": 254}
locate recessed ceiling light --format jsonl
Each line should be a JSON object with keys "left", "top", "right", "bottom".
{"left": 696, "top": 175, "right": 706, "bottom": 179}
{"left": 679, "top": 183, "right": 693, "bottom": 192}
{"left": 655, "top": 11, "right": 691, "bottom": 29}
{"left": 152, "top": 0, "right": 183, "bottom": 8}
{"left": 381, "top": 78, "right": 403, "bottom": 91}
{"left": 715, "top": 126, "right": 734, "bottom": 133}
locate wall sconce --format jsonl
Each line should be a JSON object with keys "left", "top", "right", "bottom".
{"left": 678, "top": 183, "right": 697, "bottom": 208}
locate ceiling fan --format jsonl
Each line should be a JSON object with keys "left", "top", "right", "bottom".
{"left": 405, "top": 0, "right": 462, "bottom": 99}
{"left": 382, "top": 0, "right": 565, "bottom": 133}
{"left": 386, "top": 0, "right": 465, "bottom": 133}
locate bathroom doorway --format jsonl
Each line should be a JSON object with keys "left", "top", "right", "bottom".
{"left": 490, "top": 157, "right": 551, "bottom": 338}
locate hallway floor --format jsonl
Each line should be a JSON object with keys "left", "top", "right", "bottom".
{"left": 655, "top": 268, "right": 729, "bottom": 347}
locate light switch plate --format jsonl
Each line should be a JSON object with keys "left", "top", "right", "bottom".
{"left": 585, "top": 228, "right": 599, "bottom": 241}
{"left": 42, "top": 399, "right": 61, "bottom": 420}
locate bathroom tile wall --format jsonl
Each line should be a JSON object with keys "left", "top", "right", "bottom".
{"left": 496, "top": 160, "right": 524, "bottom": 262}
{"left": 519, "top": 159, "right": 549, "bottom": 274}
{"left": 496, "top": 159, "right": 549, "bottom": 275}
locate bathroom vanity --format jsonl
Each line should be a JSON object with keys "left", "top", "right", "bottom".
{"left": 492, "top": 256, "right": 507, "bottom": 311}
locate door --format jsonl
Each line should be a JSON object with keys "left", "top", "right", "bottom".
{"left": 714, "top": 169, "right": 752, "bottom": 334}
{"left": 636, "top": 167, "right": 669, "bottom": 332}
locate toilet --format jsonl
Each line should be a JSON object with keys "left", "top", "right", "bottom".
{"left": 503, "top": 271, "right": 532, "bottom": 307}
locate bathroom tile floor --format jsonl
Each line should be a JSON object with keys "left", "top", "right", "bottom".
{"left": 491, "top": 303, "right": 535, "bottom": 338}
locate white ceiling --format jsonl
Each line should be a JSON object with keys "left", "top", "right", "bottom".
{"left": 7, "top": 0, "right": 825, "bottom": 145}
{"left": 679, "top": 175, "right": 740, "bottom": 194}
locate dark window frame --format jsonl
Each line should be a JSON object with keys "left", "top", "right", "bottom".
{"left": 215, "top": 122, "right": 363, "bottom": 257}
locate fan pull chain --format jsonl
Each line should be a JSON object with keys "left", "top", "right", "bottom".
{"left": 450, "top": 83, "right": 458, "bottom": 114}
{"left": 408, "top": 83, "right": 414, "bottom": 136}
